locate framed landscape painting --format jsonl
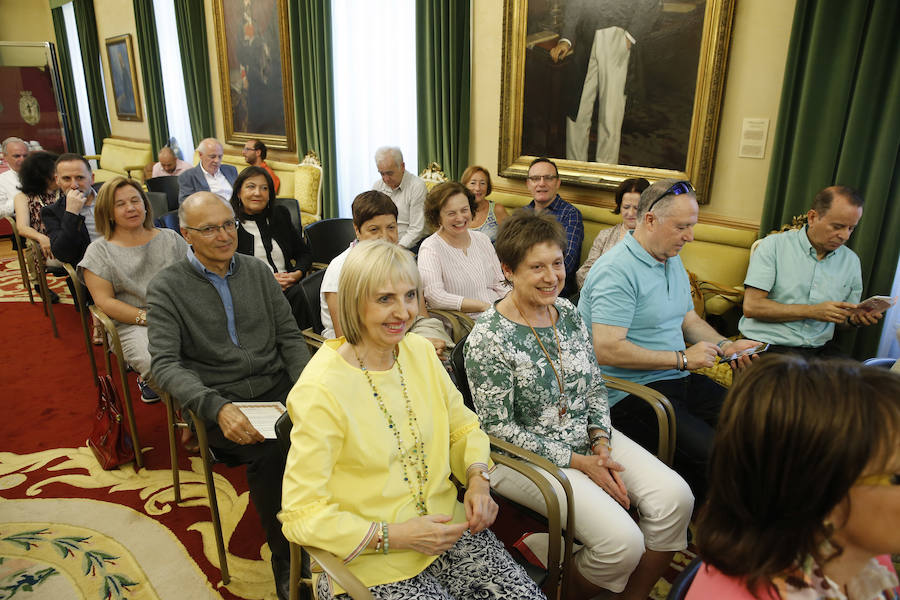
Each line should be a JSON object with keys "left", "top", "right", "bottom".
{"left": 212, "top": 0, "right": 295, "bottom": 152}
{"left": 499, "top": 0, "right": 735, "bottom": 203}
{"left": 105, "top": 34, "right": 142, "bottom": 122}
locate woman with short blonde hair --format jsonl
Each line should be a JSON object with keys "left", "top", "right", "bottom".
{"left": 282, "top": 239, "right": 543, "bottom": 600}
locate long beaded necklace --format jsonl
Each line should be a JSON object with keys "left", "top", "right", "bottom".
{"left": 511, "top": 297, "right": 568, "bottom": 419}
{"left": 354, "top": 346, "right": 430, "bottom": 516}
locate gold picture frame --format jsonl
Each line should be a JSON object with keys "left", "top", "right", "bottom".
{"left": 499, "top": 0, "right": 735, "bottom": 203}
{"left": 212, "top": 0, "right": 295, "bottom": 152}
{"left": 104, "top": 34, "right": 142, "bottom": 122}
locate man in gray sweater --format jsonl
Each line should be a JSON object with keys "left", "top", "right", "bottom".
{"left": 147, "top": 192, "right": 310, "bottom": 600}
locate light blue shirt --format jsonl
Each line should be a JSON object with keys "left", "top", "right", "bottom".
{"left": 739, "top": 226, "right": 862, "bottom": 348}
{"left": 578, "top": 232, "right": 693, "bottom": 404}
{"left": 187, "top": 248, "right": 239, "bottom": 346}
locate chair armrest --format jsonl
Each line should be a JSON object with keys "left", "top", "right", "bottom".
{"left": 602, "top": 375, "right": 676, "bottom": 466}
{"left": 306, "top": 546, "right": 374, "bottom": 600}
{"left": 427, "top": 308, "right": 475, "bottom": 343}
{"left": 302, "top": 328, "right": 325, "bottom": 352}
{"left": 83, "top": 154, "right": 101, "bottom": 161}
{"left": 488, "top": 435, "right": 575, "bottom": 598}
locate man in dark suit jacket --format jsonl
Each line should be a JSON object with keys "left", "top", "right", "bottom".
{"left": 177, "top": 137, "right": 238, "bottom": 204}
{"left": 41, "top": 153, "right": 99, "bottom": 265}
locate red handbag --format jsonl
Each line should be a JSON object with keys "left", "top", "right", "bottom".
{"left": 87, "top": 375, "right": 135, "bottom": 469}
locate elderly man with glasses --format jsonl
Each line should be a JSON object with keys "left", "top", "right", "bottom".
{"left": 147, "top": 191, "right": 310, "bottom": 600}
{"left": 577, "top": 179, "right": 761, "bottom": 500}
{"left": 525, "top": 157, "right": 584, "bottom": 297}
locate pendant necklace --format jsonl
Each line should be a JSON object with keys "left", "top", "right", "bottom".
{"left": 511, "top": 297, "right": 568, "bottom": 419}
{"left": 354, "top": 346, "right": 429, "bottom": 515}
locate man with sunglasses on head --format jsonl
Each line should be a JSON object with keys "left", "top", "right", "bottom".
{"left": 146, "top": 192, "right": 310, "bottom": 600}
{"left": 525, "top": 157, "right": 584, "bottom": 296}
{"left": 578, "top": 179, "right": 761, "bottom": 500}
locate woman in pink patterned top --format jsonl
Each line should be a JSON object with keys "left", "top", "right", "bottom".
{"left": 417, "top": 182, "right": 508, "bottom": 318}
{"left": 690, "top": 354, "right": 900, "bottom": 600}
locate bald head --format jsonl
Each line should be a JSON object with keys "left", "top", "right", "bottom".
{"left": 158, "top": 147, "right": 177, "bottom": 174}
{"left": 179, "top": 191, "right": 232, "bottom": 228}
{"left": 197, "top": 138, "right": 224, "bottom": 175}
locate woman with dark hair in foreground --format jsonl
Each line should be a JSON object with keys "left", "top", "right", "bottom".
{"left": 690, "top": 354, "right": 900, "bottom": 599}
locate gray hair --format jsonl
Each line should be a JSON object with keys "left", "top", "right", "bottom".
{"left": 2, "top": 137, "right": 26, "bottom": 154}
{"left": 197, "top": 138, "right": 222, "bottom": 155}
{"left": 374, "top": 146, "right": 404, "bottom": 168}
{"left": 178, "top": 191, "right": 234, "bottom": 228}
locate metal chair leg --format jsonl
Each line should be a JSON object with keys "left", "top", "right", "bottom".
{"left": 90, "top": 306, "right": 143, "bottom": 469}
{"left": 161, "top": 392, "right": 182, "bottom": 503}
{"left": 191, "top": 410, "right": 230, "bottom": 585}
{"left": 3, "top": 216, "right": 34, "bottom": 303}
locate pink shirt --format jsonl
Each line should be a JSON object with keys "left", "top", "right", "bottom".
{"left": 417, "top": 230, "right": 507, "bottom": 317}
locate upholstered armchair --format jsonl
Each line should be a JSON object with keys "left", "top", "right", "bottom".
{"left": 85, "top": 138, "right": 153, "bottom": 183}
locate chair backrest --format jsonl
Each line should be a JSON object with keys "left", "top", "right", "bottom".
{"left": 862, "top": 357, "right": 897, "bottom": 369}
{"left": 305, "top": 218, "right": 355, "bottom": 266}
{"left": 146, "top": 175, "right": 181, "bottom": 211}
{"left": 297, "top": 269, "right": 326, "bottom": 333}
{"left": 274, "top": 197, "right": 302, "bottom": 231}
{"left": 146, "top": 191, "right": 168, "bottom": 223}
{"left": 666, "top": 556, "right": 703, "bottom": 600}
{"left": 275, "top": 411, "right": 293, "bottom": 456}
{"left": 449, "top": 335, "right": 475, "bottom": 411}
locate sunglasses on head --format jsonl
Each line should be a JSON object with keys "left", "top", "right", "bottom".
{"left": 647, "top": 181, "right": 695, "bottom": 212}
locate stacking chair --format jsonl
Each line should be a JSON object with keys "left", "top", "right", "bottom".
{"left": 304, "top": 218, "right": 355, "bottom": 271}
{"left": 61, "top": 262, "right": 98, "bottom": 384}
{"left": 2, "top": 216, "right": 34, "bottom": 303}
{"left": 89, "top": 305, "right": 144, "bottom": 469}
{"left": 295, "top": 269, "right": 327, "bottom": 352}
{"left": 185, "top": 407, "right": 231, "bottom": 585}
{"left": 272, "top": 411, "right": 385, "bottom": 600}
{"left": 145, "top": 175, "right": 180, "bottom": 211}
{"left": 27, "top": 239, "right": 59, "bottom": 337}
{"left": 427, "top": 309, "right": 474, "bottom": 344}
{"left": 274, "top": 197, "right": 302, "bottom": 231}
{"left": 666, "top": 555, "right": 703, "bottom": 599}
{"left": 146, "top": 191, "right": 169, "bottom": 223}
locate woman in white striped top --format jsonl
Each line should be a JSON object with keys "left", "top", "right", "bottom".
{"left": 417, "top": 182, "right": 508, "bottom": 318}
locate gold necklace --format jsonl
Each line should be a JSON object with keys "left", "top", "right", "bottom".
{"left": 354, "top": 346, "right": 429, "bottom": 515}
{"left": 511, "top": 297, "right": 567, "bottom": 418}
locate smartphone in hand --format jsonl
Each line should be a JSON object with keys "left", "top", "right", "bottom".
{"left": 718, "top": 343, "right": 770, "bottom": 363}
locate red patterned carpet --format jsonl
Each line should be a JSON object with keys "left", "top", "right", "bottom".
{"left": 0, "top": 256, "right": 695, "bottom": 599}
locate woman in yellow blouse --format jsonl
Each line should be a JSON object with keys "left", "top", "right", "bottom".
{"left": 280, "top": 240, "right": 544, "bottom": 600}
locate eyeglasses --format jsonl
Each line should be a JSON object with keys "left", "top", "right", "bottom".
{"left": 855, "top": 472, "right": 900, "bottom": 487}
{"left": 184, "top": 220, "right": 238, "bottom": 238}
{"left": 527, "top": 174, "right": 559, "bottom": 183}
{"left": 647, "top": 181, "right": 694, "bottom": 212}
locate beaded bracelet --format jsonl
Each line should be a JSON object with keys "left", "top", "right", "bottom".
{"left": 374, "top": 523, "right": 384, "bottom": 552}
{"left": 135, "top": 308, "right": 147, "bottom": 326}
{"left": 381, "top": 521, "right": 389, "bottom": 555}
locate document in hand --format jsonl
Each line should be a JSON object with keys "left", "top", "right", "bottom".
{"left": 231, "top": 402, "right": 286, "bottom": 439}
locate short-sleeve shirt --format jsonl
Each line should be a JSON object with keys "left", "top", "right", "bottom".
{"left": 319, "top": 242, "right": 355, "bottom": 339}
{"left": 577, "top": 232, "right": 692, "bottom": 404}
{"left": 739, "top": 226, "right": 862, "bottom": 348}
{"left": 78, "top": 228, "right": 188, "bottom": 325}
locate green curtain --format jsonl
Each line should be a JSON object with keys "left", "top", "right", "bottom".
{"left": 762, "top": 0, "right": 900, "bottom": 358}
{"left": 174, "top": 0, "right": 214, "bottom": 145}
{"left": 50, "top": 7, "right": 85, "bottom": 155}
{"left": 288, "top": 0, "right": 339, "bottom": 219}
{"left": 72, "top": 0, "right": 110, "bottom": 151}
{"left": 415, "top": 0, "right": 470, "bottom": 181}
{"left": 132, "top": 1, "right": 169, "bottom": 154}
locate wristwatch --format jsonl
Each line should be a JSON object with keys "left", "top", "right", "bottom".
{"left": 477, "top": 470, "right": 490, "bottom": 482}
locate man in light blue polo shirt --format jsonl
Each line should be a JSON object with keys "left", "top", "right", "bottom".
{"left": 740, "top": 185, "right": 883, "bottom": 356}
{"left": 578, "top": 179, "right": 760, "bottom": 498}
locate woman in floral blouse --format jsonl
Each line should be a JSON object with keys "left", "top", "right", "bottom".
{"left": 465, "top": 212, "right": 693, "bottom": 600}
{"left": 690, "top": 355, "right": 900, "bottom": 600}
